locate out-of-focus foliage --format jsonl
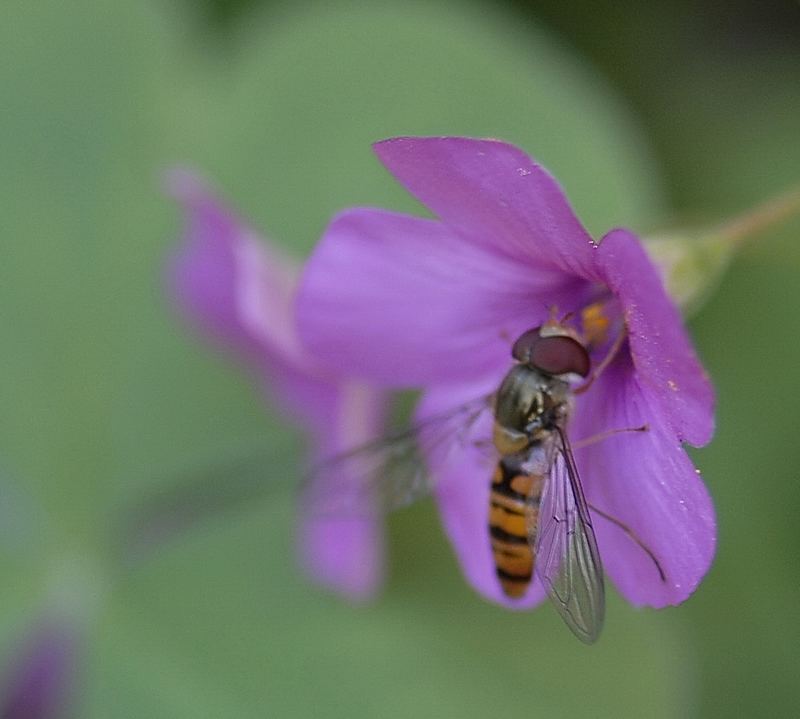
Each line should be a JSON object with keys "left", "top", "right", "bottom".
{"left": 1, "top": 0, "right": 798, "bottom": 717}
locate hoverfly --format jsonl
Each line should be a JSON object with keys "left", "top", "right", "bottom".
{"left": 306, "top": 319, "right": 660, "bottom": 644}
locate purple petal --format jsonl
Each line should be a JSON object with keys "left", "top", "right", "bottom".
{"left": 1, "top": 619, "right": 76, "bottom": 719}
{"left": 417, "top": 380, "right": 546, "bottom": 609}
{"left": 167, "top": 171, "right": 387, "bottom": 599}
{"left": 297, "top": 207, "right": 584, "bottom": 388}
{"left": 167, "top": 169, "right": 336, "bottom": 431}
{"left": 596, "top": 228, "right": 715, "bottom": 447}
{"left": 167, "top": 169, "right": 294, "bottom": 359}
{"left": 373, "top": 137, "right": 601, "bottom": 280}
{"left": 298, "top": 384, "right": 387, "bottom": 600}
{"left": 572, "top": 355, "right": 716, "bottom": 607}
{"left": 299, "top": 514, "right": 384, "bottom": 602}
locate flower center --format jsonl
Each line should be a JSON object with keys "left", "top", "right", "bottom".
{"left": 581, "top": 301, "right": 611, "bottom": 350}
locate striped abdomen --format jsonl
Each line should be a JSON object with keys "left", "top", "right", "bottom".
{"left": 489, "top": 459, "right": 544, "bottom": 598}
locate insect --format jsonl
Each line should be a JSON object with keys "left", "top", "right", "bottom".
{"left": 306, "top": 319, "right": 661, "bottom": 644}
{"left": 486, "top": 322, "right": 602, "bottom": 642}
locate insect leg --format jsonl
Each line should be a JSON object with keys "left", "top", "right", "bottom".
{"left": 588, "top": 503, "right": 667, "bottom": 582}
{"left": 571, "top": 425, "right": 648, "bottom": 450}
{"left": 574, "top": 326, "right": 627, "bottom": 395}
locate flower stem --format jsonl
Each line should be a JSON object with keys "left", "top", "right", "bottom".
{"left": 644, "top": 184, "right": 800, "bottom": 315}
{"left": 710, "top": 185, "right": 800, "bottom": 250}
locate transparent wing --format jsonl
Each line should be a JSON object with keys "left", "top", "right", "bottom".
{"left": 303, "top": 394, "right": 494, "bottom": 519}
{"left": 533, "top": 426, "right": 605, "bottom": 644}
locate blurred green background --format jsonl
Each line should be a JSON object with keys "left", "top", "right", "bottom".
{"left": 1, "top": 0, "right": 799, "bottom": 716}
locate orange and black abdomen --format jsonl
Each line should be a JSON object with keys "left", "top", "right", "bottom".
{"left": 489, "top": 459, "right": 544, "bottom": 598}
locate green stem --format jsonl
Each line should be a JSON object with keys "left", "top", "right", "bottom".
{"left": 711, "top": 185, "right": 800, "bottom": 250}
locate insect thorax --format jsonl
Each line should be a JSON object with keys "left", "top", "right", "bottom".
{"left": 492, "top": 365, "right": 571, "bottom": 455}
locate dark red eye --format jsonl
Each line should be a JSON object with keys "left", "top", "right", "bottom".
{"left": 512, "top": 328, "right": 590, "bottom": 377}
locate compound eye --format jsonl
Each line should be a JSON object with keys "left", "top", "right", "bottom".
{"left": 532, "top": 335, "right": 590, "bottom": 377}
{"left": 512, "top": 328, "right": 590, "bottom": 377}
{"left": 511, "top": 328, "right": 542, "bottom": 364}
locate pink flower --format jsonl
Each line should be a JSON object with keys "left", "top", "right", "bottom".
{"left": 295, "top": 137, "right": 716, "bottom": 620}
{"left": 168, "top": 171, "right": 385, "bottom": 600}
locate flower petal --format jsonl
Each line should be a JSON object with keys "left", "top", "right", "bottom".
{"left": 298, "top": 383, "right": 387, "bottom": 600}
{"left": 596, "top": 228, "right": 715, "bottom": 446}
{"left": 1, "top": 619, "right": 76, "bottom": 719}
{"left": 167, "top": 169, "right": 336, "bottom": 431}
{"left": 299, "top": 514, "right": 384, "bottom": 602}
{"left": 373, "top": 137, "right": 600, "bottom": 280}
{"left": 167, "top": 171, "right": 387, "bottom": 599}
{"left": 416, "top": 379, "right": 546, "bottom": 609}
{"left": 297, "top": 207, "right": 585, "bottom": 388}
{"left": 572, "top": 355, "right": 716, "bottom": 607}
{"left": 167, "top": 170, "right": 290, "bottom": 358}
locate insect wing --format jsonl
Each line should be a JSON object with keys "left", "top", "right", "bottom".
{"left": 303, "top": 395, "right": 493, "bottom": 519}
{"left": 534, "top": 427, "right": 605, "bottom": 643}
